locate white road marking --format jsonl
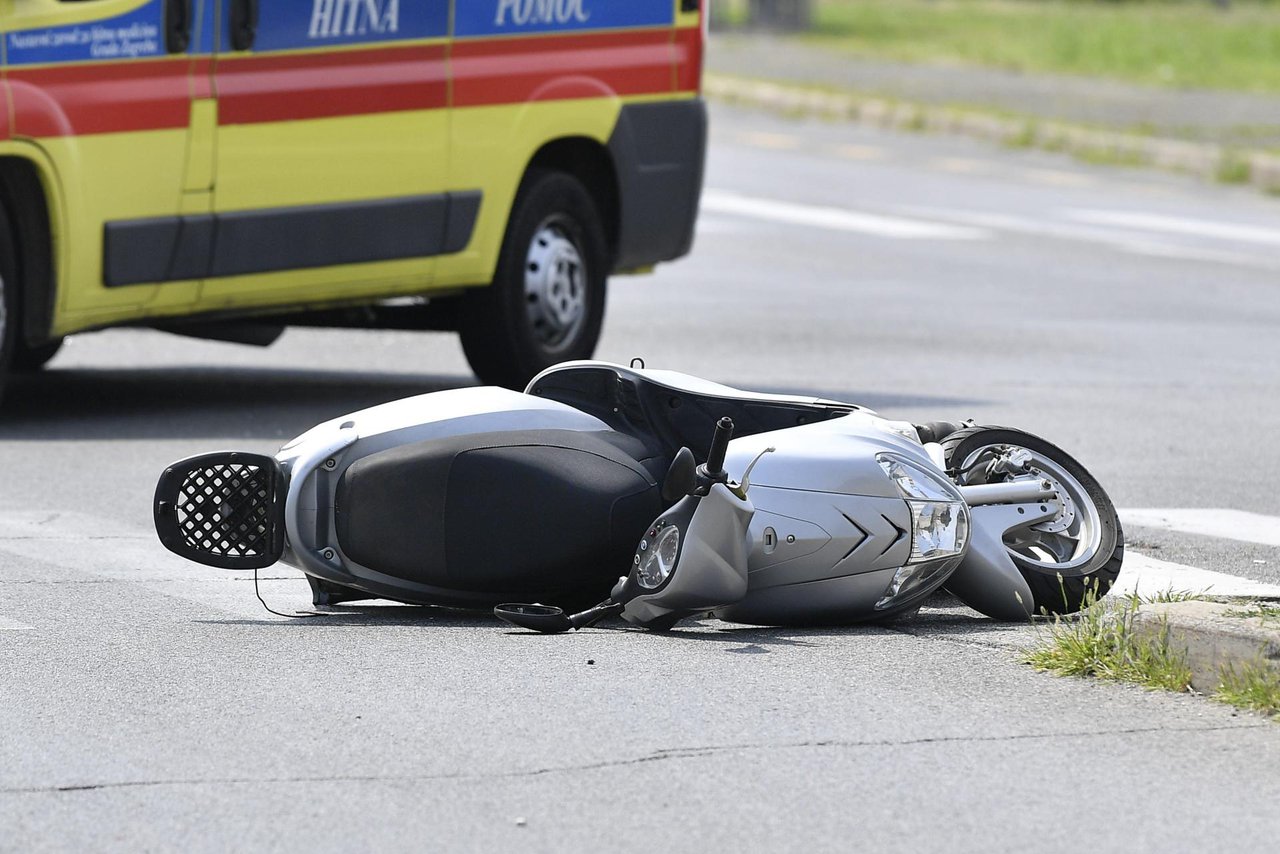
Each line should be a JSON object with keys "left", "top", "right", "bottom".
{"left": 1112, "top": 552, "right": 1280, "bottom": 600}
{"left": 0, "top": 616, "right": 35, "bottom": 631}
{"left": 703, "top": 190, "right": 990, "bottom": 240}
{"left": 694, "top": 215, "right": 746, "bottom": 235}
{"left": 899, "top": 205, "right": 1280, "bottom": 272}
{"left": 1065, "top": 209, "right": 1280, "bottom": 247}
{"left": 1121, "top": 508, "right": 1280, "bottom": 549}
{"left": 0, "top": 512, "right": 311, "bottom": 621}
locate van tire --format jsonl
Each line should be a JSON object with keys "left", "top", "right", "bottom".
{"left": 459, "top": 170, "right": 608, "bottom": 390}
{"left": 0, "top": 199, "right": 19, "bottom": 406}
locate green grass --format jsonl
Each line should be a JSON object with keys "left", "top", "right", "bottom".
{"left": 1217, "top": 662, "right": 1280, "bottom": 718}
{"left": 1026, "top": 588, "right": 1280, "bottom": 719}
{"left": 801, "top": 1, "right": 1280, "bottom": 94}
{"left": 1023, "top": 588, "right": 1195, "bottom": 692}
{"left": 1224, "top": 601, "right": 1280, "bottom": 621}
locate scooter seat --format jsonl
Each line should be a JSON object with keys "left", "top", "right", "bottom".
{"left": 334, "top": 429, "right": 664, "bottom": 600}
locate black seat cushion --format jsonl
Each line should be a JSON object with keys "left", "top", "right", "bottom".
{"left": 334, "top": 430, "right": 662, "bottom": 599}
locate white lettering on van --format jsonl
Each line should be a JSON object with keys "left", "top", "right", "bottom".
{"left": 494, "top": 0, "right": 591, "bottom": 27}
{"left": 309, "top": 0, "right": 400, "bottom": 38}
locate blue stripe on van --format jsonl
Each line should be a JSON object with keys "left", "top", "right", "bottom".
{"left": 238, "top": 1, "right": 449, "bottom": 53}
{"left": 453, "top": 0, "right": 675, "bottom": 37}
{"left": 5, "top": 0, "right": 167, "bottom": 66}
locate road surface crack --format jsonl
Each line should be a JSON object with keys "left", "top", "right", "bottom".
{"left": 3, "top": 722, "right": 1265, "bottom": 795}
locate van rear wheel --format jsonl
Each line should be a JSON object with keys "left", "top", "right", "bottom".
{"left": 459, "top": 170, "right": 608, "bottom": 390}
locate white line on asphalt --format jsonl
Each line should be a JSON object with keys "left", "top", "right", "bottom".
{"left": 694, "top": 215, "right": 746, "bottom": 234}
{"left": 703, "top": 190, "right": 990, "bottom": 240}
{"left": 1065, "top": 209, "right": 1280, "bottom": 247}
{"left": 898, "top": 205, "right": 1280, "bottom": 271}
{"left": 0, "top": 512, "right": 311, "bottom": 621}
{"left": 1121, "top": 508, "right": 1280, "bottom": 549}
{"left": 0, "top": 616, "right": 35, "bottom": 631}
{"left": 1112, "top": 552, "right": 1280, "bottom": 600}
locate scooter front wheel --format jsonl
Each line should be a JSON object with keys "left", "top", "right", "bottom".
{"left": 942, "top": 427, "right": 1123, "bottom": 615}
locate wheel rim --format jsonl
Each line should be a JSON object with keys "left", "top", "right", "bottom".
{"left": 959, "top": 443, "right": 1104, "bottom": 572}
{"left": 523, "top": 219, "right": 586, "bottom": 353}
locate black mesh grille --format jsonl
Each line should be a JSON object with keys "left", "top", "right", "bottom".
{"left": 176, "top": 463, "right": 274, "bottom": 558}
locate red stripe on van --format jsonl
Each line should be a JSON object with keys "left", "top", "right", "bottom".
{"left": 5, "top": 28, "right": 696, "bottom": 137}
{"left": 451, "top": 29, "right": 675, "bottom": 107}
{"left": 673, "top": 26, "right": 702, "bottom": 93}
{"left": 216, "top": 44, "right": 449, "bottom": 125}
{"left": 8, "top": 60, "right": 192, "bottom": 137}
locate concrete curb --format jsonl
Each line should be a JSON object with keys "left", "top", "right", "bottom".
{"left": 1133, "top": 601, "right": 1280, "bottom": 693}
{"left": 705, "top": 74, "right": 1280, "bottom": 194}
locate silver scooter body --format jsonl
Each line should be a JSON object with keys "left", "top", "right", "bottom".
{"left": 156, "top": 361, "right": 1047, "bottom": 623}
{"left": 529, "top": 362, "right": 1041, "bottom": 623}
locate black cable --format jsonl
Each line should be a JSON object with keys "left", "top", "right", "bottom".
{"left": 253, "top": 566, "right": 328, "bottom": 619}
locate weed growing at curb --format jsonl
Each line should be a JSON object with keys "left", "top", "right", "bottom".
{"left": 1143, "top": 589, "right": 1210, "bottom": 605}
{"left": 1025, "top": 586, "right": 1280, "bottom": 721}
{"left": 1224, "top": 602, "right": 1280, "bottom": 623}
{"left": 1216, "top": 663, "right": 1280, "bottom": 720}
{"left": 1023, "top": 588, "right": 1194, "bottom": 693}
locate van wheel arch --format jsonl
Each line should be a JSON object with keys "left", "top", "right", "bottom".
{"left": 0, "top": 157, "right": 57, "bottom": 354}
{"left": 522, "top": 137, "right": 620, "bottom": 268}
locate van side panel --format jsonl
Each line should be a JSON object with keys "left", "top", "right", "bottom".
{"left": 438, "top": 0, "right": 704, "bottom": 288}
{"left": 2, "top": 0, "right": 198, "bottom": 330}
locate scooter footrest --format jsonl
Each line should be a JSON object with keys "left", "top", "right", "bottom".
{"left": 154, "top": 451, "right": 286, "bottom": 569}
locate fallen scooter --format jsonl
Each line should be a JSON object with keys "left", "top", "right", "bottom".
{"left": 153, "top": 361, "right": 1123, "bottom": 627}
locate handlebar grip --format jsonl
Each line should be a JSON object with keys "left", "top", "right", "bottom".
{"left": 704, "top": 417, "right": 734, "bottom": 477}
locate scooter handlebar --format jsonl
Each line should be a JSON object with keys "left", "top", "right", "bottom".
{"left": 704, "top": 417, "right": 734, "bottom": 478}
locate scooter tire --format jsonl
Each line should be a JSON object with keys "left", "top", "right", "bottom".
{"left": 941, "top": 426, "right": 1123, "bottom": 615}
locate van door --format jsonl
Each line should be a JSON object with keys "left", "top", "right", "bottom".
{"left": 2, "top": 0, "right": 207, "bottom": 318}
{"left": 200, "top": 0, "right": 455, "bottom": 311}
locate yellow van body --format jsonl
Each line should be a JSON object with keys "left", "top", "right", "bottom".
{"left": 0, "top": 0, "right": 705, "bottom": 387}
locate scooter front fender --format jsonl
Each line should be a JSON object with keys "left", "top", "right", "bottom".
{"left": 946, "top": 503, "right": 1045, "bottom": 621}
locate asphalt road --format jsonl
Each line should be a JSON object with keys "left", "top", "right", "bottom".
{"left": 4, "top": 103, "right": 1280, "bottom": 852}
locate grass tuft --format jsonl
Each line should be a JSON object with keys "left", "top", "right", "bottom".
{"left": 1023, "top": 583, "right": 1194, "bottom": 693}
{"left": 1216, "top": 663, "right": 1280, "bottom": 719}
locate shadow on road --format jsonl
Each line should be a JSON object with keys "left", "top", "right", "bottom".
{"left": 0, "top": 366, "right": 476, "bottom": 441}
{"left": 195, "top": 599, "right": 1029, "bottom": 650}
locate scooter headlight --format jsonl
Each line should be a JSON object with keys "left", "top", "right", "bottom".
{"left": 874, "top": 454, "right": 970, "bottom": 609}
{"left": 906, "top": 500, "right": 968, "bottom": 563}
{"left": 877, "top": 454, "right": 962, "bottom": 502}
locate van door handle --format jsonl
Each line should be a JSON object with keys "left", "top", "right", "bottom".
{"left": 165, "top": 0, "right": 192, "bottom": 54}
{"left": 230, "top": 0, "right": 259, "bottom": 51}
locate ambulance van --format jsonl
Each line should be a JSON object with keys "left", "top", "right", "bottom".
{"left": 0, "top": 0, "right": 706, "bottom": 395}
